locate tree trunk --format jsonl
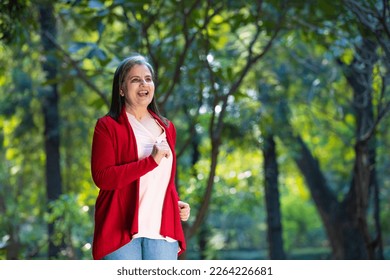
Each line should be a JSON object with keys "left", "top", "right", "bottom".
{"left": 277, "top": 38, "right": 383, "bottom": 259}
{"left": 340, "top": 38, "right": 383, "bottom": 259}
{"left": 186, "top": 2, "right": 283, "bottom": 239}
{"left": 263, "top": 135, "right": 286, "bottom": 259}
{"left": 198, "top": 223, "right": 210, "bottom": 260}
{"left": 38, "top": 2, "right": 63, "bottom": 259}
{"left": 188, "top": 139, "right": 220, "bottom": 238}
{"left": 284, "top": 132, "right": 369, "bottom": 259}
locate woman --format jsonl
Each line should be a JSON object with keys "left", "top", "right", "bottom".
{"left": 91, "top": 54, "right": 190, "bottom": 260}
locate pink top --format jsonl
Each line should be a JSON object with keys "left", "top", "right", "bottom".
{"left": 126, "top": 112, "right": 175, "bottom": 242}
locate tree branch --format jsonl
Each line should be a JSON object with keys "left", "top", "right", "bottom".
{"left": 42, "top": 31, "right": 109, "bottom": 107}
{"left": 160, "top": 0, "right": 224, "bottom": 106}
{"left": 189, "top": 2, "right": 286, "bottom": 238}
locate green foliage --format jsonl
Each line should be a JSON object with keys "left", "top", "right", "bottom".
{"left": 281, "top": 190, "right": 326, "bottom": 251}
{"left": 44, "top": 194, "right": 93, "bottom": 259}
{"left": 0, "top": 113, "right": 46, "bottom": 260}
{"left": 0, "top": 0, "right": 389, "bottom": 260}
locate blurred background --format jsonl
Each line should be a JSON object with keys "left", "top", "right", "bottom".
{"left": 0, "top": 0, "right": 389, "bottom": 260}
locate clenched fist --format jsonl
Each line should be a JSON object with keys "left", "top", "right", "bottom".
{"left": 178, "top": 201, "right": 190, "bottom": 222}
{"left": 151, "top": 140, "right": 171, "bottom": 164}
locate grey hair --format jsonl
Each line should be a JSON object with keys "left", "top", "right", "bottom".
{"left": 107, "top": 54, "right": 167, "bottom": 125}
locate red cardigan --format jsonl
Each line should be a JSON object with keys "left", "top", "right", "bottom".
{"left": 90, "top": 107, "right": 186, "bottom": 260}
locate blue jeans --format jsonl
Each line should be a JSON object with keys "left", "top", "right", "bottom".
{"left": 103, "top": 238, "right": 178, "bottom": 260}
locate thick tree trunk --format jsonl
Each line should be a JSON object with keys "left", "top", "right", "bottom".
{"left": 263, "top": 135, "right": 286, "bottom": 259}
{"left": 38, "top": 2, "right": 63, "bottom": 259}
{"left": 286, "top": 133, "right": 369, "bottom": 259}
{"left": 341, "top": 38, "right": 383, "bottom": 259}
{"left": 278, "top": 38, "right": 382, "bottom": 259}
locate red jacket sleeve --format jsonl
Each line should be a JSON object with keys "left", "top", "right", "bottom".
{"left": 91, "top": 117, "right": 158, "bottom": 190}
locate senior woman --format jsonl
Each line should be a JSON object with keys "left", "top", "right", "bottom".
{"left": 91, "top": 54, "right": 190, "bottom": 260}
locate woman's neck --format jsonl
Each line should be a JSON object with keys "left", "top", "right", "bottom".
{"left": 125, "top": 105, "right": 149, "bottom": 121}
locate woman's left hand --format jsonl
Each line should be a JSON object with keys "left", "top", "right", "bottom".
{"left": 178, "top": 201, "right": 190, "bottom": 221}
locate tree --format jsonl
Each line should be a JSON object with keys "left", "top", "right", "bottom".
{"left": 270, "top": 27, "right": 388, "bottom": 261}
{"left": 38, "top": 1, "right": 64, "bottom": 259}
{"left": 185, "top": 0, "right": 285, "bottom": 241}
{"left": 253, "top": 0, "right": 390, "bottom": 259}
{"left": 263, "top": 134, "right": 286, "bottom": 259}
{"left": 1, "top": 0, "right": 389, "bottom": 260}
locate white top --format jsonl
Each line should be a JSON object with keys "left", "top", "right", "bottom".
{"left": 126, "top": 112, "right": 175, "bottom": 242}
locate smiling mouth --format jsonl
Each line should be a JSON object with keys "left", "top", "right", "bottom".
{"left": 138, "top": 90, "right": 149, "bottom": 96}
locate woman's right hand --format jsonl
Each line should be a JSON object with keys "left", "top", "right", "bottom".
{"left": 151, "top": 140, "right": 171, "bottom": 164}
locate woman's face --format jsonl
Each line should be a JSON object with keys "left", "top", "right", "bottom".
{"left": 121, "top": 64, "right": 155, "bottom": 110}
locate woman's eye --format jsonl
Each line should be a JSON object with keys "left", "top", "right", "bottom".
{"left": 131, "top": 78, "right": 140, "bottom": 83}
{"left": 145, "top": 78, "right": 152, "bottom": 82}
